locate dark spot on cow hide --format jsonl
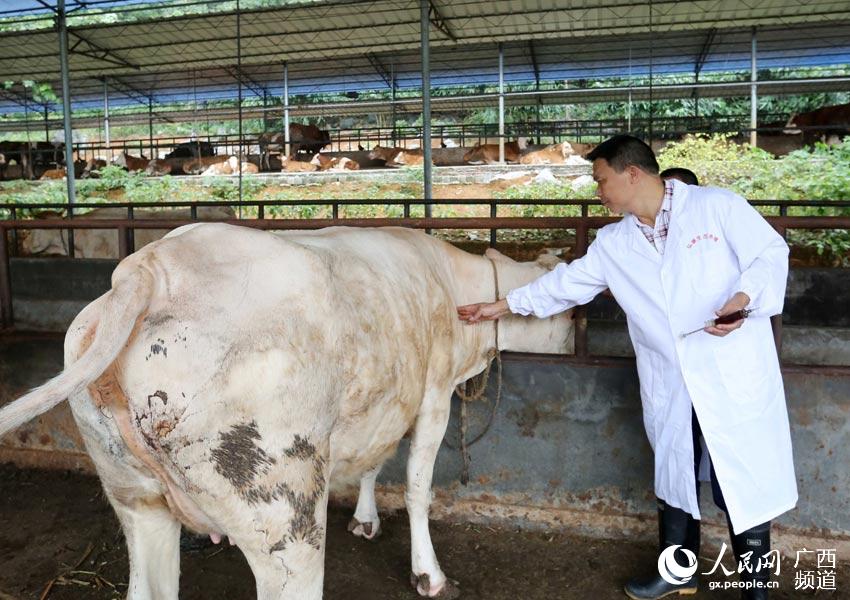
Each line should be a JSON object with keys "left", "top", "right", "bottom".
{"left": 211, "top": 421, "right": 275, "bottom": 493}
{"left": 144, "top": 313, "right": 174, "bottom": 328}
{"left": 222, "top": 433, "right": 328, "bottom": 553}
{"left": 274, "top": 455, "right": 327, "bottom": 550}
{"left": 147, "top": 338, "right": 168, "bottom": 360}
{"left": 284, "top": 434, "right": 316, "bottom": 460}
{"left": 147, "top": 390, "right": 168, "bottom": 406}
{"left": 210, "top": 426, "right": 327, "bottom": 551}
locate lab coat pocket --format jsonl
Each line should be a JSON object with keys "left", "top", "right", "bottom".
{"left": 711, "top": 332, "right": 770, "bottom": 424}
{"left": 686, "top": 242, "right": 727, "bottom": 293}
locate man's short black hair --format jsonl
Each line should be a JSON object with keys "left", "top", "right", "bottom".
{"left": 585, "top": 135, "right": 659, "bottom": 175}
{"left": 660, "top": 167, "right": 700, "bottom": 186}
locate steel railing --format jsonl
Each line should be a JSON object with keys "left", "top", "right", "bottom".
{"left": 1, "top": 198, "right": 849, "bottom": 366}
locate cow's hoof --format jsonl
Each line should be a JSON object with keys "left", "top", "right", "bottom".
{"left": 410, "top": 573, "right": 460, "bottom": 598}
{"left": 347, "top": 517, "right": 381, "bottom": 540}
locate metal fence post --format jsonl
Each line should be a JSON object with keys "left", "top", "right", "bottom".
{"left": 0, "top": 227, "right": 12, "bottom": 330}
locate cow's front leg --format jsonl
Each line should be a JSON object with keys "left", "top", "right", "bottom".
{"left": 348, "top": 464, "right": 382, "bottom": 540}
{"left": 406, "top": 387, "right": 458, "bottom": 599}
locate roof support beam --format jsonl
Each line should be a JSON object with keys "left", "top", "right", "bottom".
{"left": 106, "top": 76, "right": 174, "bottom": 124}
{"left": 529, "top": 40, "right": 541, "bottom": 144}
{"left": 420, "top": 0, "right": 433, "bottom": 214}
{"left": 224, "top": 65, "right": 268, "bottom": 98}
{"left": 58, "top": 0, "right": 77, "bottom": 222}
{"left": 694, "top": 27, "right": 717, "bottom": 77}
{"left": 105, "top": 76, "right": 152, "bottom": 106}
{"left": 750, "top": 27, "right": 758, "bottom": 147}
{"left": 428, "top": 1, "right": 455, "bottom": 41}
{"left": 0, "top": 88, "right": 49, "bottom": 111}
{"left": 691, "top": 27, "right": 716, "bottom": 116}
{"left": 366, "top": 53, "right": 395, "bottom": 89}
{"left": 528, "top": 40, "right": 540, "bottom": 88}
{"left": 68, "top": 31, "right": 141, "bottom": 70}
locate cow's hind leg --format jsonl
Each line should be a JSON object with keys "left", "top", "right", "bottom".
{"left": 406, "top": 386, "right": 458, "bottom": 599}
{"left": 111, "top": 496, "right": 181, "bottom": 600}
{"left": 70, "top": 392, "right": 181, "bottom": 600}
{"left": 348, "top": 464, "right": 382, "bottom": 540}
{"left": 235, "top": 490, "right": 329, "bottom": 600}
{"left": 220, "top": 437, "right": 331, "bottom": 600}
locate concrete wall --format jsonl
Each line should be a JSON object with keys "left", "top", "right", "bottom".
{"left": 2, "top": 258, "right": 849, "bottom": 552}
{"left": 1, "top": 336, "right": 848, "bottom": 555}
{"left": 11, "top": 259, "right": 850, "bottom": 366}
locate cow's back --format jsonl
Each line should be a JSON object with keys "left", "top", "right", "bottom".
{"left": 122, "top": 225, "right": 461, "bottom": 481}
{"left": 279, "top": 227, "right": 461, "bottom": 476}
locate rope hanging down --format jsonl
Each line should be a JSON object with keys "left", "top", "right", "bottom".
{"left": 445, "top": 257, "right": 503, "bottom": 485}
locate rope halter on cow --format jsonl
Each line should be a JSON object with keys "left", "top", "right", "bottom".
{"left": 447, "top": 256, "right": 503, "bottom": 485}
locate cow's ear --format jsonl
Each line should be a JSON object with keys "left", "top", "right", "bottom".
{"left": 535, "top": 253, "right": 562, "bottom": 270}
{"left": 484, "top": 248, "right": 515, "bottom": 263}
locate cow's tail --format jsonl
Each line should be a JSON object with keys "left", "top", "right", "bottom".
{"left": 0, "top": 266, "right": 153, "bottom": 438}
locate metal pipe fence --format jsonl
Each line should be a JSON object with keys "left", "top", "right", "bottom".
{"left": 1, "top": 198, "right": 849, "bottom": 368}
{"left": 66, "top": 113, "right": 803, "bottom": 162}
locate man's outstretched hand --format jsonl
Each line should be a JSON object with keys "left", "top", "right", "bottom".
{"left": 457, "top": 298, "right": 511, "bottom": 324}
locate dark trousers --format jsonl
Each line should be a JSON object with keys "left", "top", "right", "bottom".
{"left": 691, "top": 408, "right": 729, "bottom": 515}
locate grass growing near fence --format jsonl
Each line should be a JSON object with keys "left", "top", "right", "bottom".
{"left": 1, "top": 136, "right": 848, "bottom": 264}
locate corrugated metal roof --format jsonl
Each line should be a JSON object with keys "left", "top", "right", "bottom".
{"left": 0, "top": 1, "right": 848, "bottom": 121}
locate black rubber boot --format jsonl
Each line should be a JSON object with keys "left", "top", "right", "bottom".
{"left": 729, "top": 520, "right": 771, "bottom": 600}
{"left": 624, "top": 500, "right": 700, "bottom": 599}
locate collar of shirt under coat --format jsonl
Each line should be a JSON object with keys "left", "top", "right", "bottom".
{"left": 631, "top": 179, "right": 674, "bottom": 254}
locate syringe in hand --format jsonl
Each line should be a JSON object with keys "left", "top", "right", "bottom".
{"left": 679, "top": 308, "right": 755, "bottom": 339}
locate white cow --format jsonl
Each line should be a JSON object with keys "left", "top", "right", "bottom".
{"left": 0, "top": 224, "right": 573, "bottom": 599}
{"left": 23, "top": 206, "right": 236, "bottom": 258}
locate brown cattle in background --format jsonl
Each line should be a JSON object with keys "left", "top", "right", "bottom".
{"left": 183, "top": 155, "right": 228, "bottom": 175}
{"left": 368, "top": 145, "right": 404, "bottom": 164}
{"left": 144, "top": 159, "right": 174, "bottom": 176}
{"left": 463, "top": 138, "right": 528, "bottom": 164}
{"left": 519, "top": 141, "right": 576, "bottom": 165}
{"left": 289, "top": 123, "right": 332, "bottom": 156}
{"left": 280, "top": 156, "right": 318, "bottom": 172}
{"left": 310, "top": 154, "right": 360, "bottom": 171}
{"left": 391, "top": 149, "right": 424, "bottom": 166}
{"left": 113, "top": 153, "right": 150, "bottom": 172}
{"left": 785, "top": 102, "right": 850, "bottom": 146}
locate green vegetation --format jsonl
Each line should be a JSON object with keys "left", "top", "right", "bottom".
{"left": 656, "top": 134, "right": 850, "bottom": 201}
{"left": 1, "top": 136, "right": 847, "bottom": 265}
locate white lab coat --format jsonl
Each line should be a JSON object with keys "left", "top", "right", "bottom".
{"left": 507, "top": 180, "right": 797, "bottom": 534}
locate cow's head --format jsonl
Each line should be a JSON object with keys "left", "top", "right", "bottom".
{"left": 368, "top": 146, "right": 389, "bottom": 161}
{"left": 516, "top": 137, "right": 529, "bottom": 150}
{"left": 560, "top": 141, "right": 576, "bottom": 158}
{"left": 483, "top": 248, "right": 575, "bottom": 354}
{"left": 310, "top": 153, "right": 334, "bottom": 169}
{"left": 398, "top": 152, "right": 423, "bottom": 167}
{"left": 462, "top": 145, "right": 485, "bottom": 164}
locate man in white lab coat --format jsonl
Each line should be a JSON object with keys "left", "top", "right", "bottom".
{"left": 457, "top": 135, "right": 796, "bottom": 600}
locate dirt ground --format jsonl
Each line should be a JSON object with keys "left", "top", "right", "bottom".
{"left": 0, "top": 466, "right": 846, "bottom": 599}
